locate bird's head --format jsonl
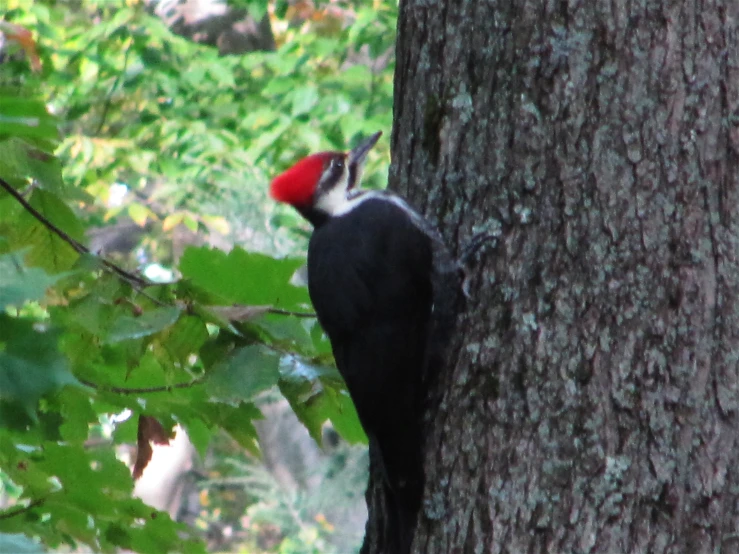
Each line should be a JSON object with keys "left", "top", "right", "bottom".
{"left": 270, "top": 131, "right": 382, "bottom": 220}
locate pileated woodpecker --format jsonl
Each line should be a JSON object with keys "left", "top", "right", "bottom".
{"left": 270, "top": 132, "right": 455, "bottom": 552}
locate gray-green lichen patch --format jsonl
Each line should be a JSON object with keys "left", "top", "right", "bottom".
{"left": 450, "top": 84, "right": 473, "bottom": 125}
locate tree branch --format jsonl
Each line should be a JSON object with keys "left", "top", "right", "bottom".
{"left": 0, "top": 175, "right": 157, "bottom": 290}
{"left": 0, "top": 498, "right": 45, "bottom": 521}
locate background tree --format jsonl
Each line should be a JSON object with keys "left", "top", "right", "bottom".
{"left": 367, "top": 0, "right": 739, "bottom": 552}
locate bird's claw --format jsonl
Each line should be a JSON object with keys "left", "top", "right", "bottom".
{"left": 456, "top": 231, "right": 498, "bottom": 298}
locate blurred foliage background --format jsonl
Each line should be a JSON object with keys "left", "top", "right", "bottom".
{"left": 0, "top": 0, "right": 396, "bottom": 551}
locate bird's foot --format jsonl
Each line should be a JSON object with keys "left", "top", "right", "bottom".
{"left": 457, "top": 232, "right": 498, "bottom": 298}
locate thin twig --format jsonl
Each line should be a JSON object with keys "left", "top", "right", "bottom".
{"left": 267, "top": 307, "right": 316, "bottom": 318}
{"left": 0, "top": 498, "right": 45, "bottom": 521}
{"left": 78, "top": 377, "right": 205, "bottom": 395}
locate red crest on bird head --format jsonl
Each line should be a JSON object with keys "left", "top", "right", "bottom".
{"left": 270, "top": 152, "right": 335, "bottom": 207}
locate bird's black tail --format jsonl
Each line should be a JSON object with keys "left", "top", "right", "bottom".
{"left": 369, "top": 411, "right": 424, "bottom": 552}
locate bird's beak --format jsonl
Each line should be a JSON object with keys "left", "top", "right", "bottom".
{"left": 347, "top": 131, "right": 382, "bottom": 190}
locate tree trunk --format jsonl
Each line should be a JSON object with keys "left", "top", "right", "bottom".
{"left": 367, "top": 0, "right": 739, "bottom": 552}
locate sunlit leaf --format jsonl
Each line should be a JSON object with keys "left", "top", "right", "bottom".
{"left": 127, "top": 203, "right": 151, "bottom": 227}
{"left": 161, "top": 213, "right": 183, "bottom": 231}
{"left": 0, "top": 98, "right": 58, "bottom": 142}
{"left": 14, "top": 189, "right": 83, "bottom": 273}
{"left": 290, "top": 85, "right": 319, "bottom": 116}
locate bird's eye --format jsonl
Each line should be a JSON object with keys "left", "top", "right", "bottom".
{"left": 332, "top": 158, "right": 344, "bottom": 169}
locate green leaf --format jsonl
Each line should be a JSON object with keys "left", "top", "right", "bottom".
{"left": 310, "top": 319, "right": 333, "bottom": 355}
{"left": 58, "top": 387, "right": 96, "bottom": 443}
{"left": 35, "top": 444, "right": 133, "bottom": 511}
{"left": 279, "top": 375, "right": 325, "bottom": 443}
{"left": 180, "top": 417, "right": 211, "bottom": 459}
{"left": 279, "top": 355, "right": 343, "bottom": 387}
{"left": 290, "top": 85, "right": 319, "bottom": 117}
{"left": 278, "top": 356, "right": 361, "bottom": 444}
{"left": 160, "top": 315, "right": 209, "bottom": 363}
{"left": 203, "top": 401, "right": 263, "bottom": 456}
{"left": 125, "top": 507, "right": 206, "bottom": 554}
{"left": 106, "top": 307, "right": 182, "bottom": 343}
{"left": 0, "top": 252, "right": 60, "bottom": 309}
{"left": 0, "top": 435, "right": 55, "bottom": 498}
{"left": 127, "top": 203, "right": 150, "bottom": 226}
{"left": 252, "top": 315, "right": 317, "bottom": 355}
{"left": 206, "top": 345, "right": 280, "bottom": 403}
{"left": 208, "top": 64, "right": 236, "bottom": 89}
{"left": 0, "top": 315, "right": 79, "bottom": 418}
{"left": 278, "top": 356, "right": 366, "bottom": 444}
{"left": 326, "top": 389, "right": 367, "bottom": 444}
{"left": 106, "top": 6, "right": 134, "bottom": 32}
{"left": 228, "top": 0, "right": 268, "bottom": 22}
{"left": 0, "top": 98, "right": 59, "bottom": 142}
{"left": 179, "top": 246, "right": 310, "bottom": 310}
{"left": 248, "top": 0, "right": 269, "bottom": 21}
{"left": 244, "top": 117, "right": 292, "bottom": 160}
{"left": 0, "top": 138, "right": 63, "bottom": 191}
{"left": 13, "top": 189, "right": 84, "bottom": 273}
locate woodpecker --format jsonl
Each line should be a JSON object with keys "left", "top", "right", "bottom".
{"left": 270, "top": 132, "right": 454, "bottom": 552}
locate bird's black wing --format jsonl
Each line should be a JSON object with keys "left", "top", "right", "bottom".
{"left": 307, "top": 198, "right": 434, "bottom": 413}
{"left": 307, "top": 198, "right": 434, "bottom": 550}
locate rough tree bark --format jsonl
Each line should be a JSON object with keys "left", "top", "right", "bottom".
{"left": 365, "top": 0, "right": 739, "bottom": 552}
